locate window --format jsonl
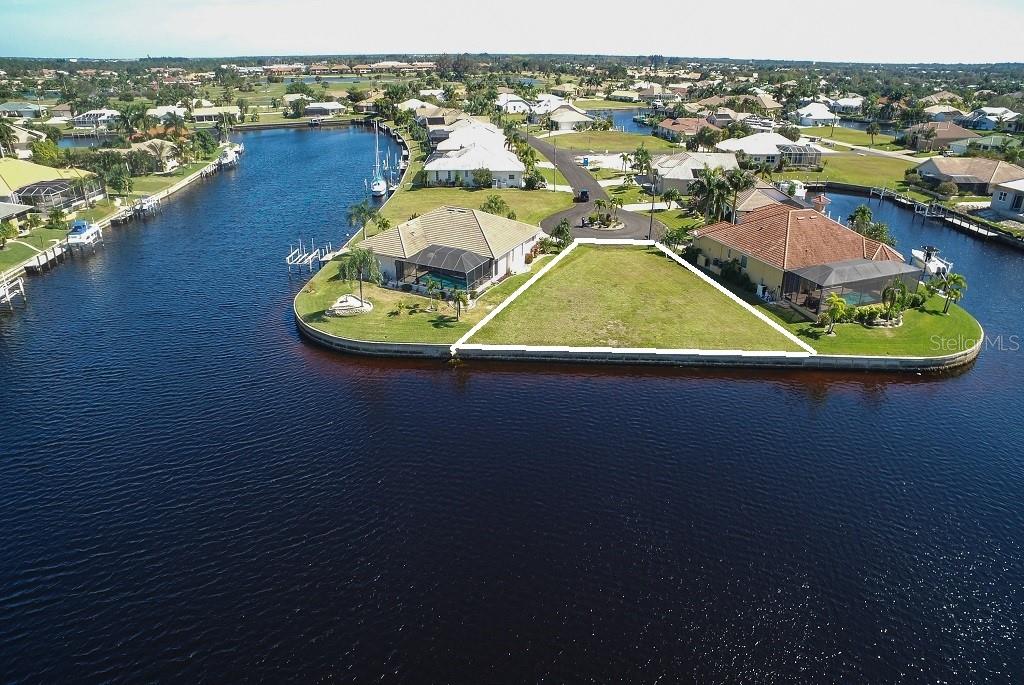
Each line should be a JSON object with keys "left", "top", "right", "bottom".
{"left": 740, "top": 255, "right": 748, "bottom": 268}
{"left": 509, "top": 174, "right": 515, "bottom": 180}
{"left": 997, "top": 191, "right": 1008, "bottom": 202}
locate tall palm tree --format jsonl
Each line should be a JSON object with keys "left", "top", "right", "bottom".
{"left": 619, "top": 152, "right": 632, "bottom": 172}
{"left": 164, "top": 112, "right": 185, "bottom": 135}
{"left": 725, "top": 168, "right": 756, "bottom": 223}
{"left": 940, "top": 272, "right": 967, "bottom": 314}
{"left": 347, "top": 200, "right": 374, "bottom": 241}
{"left": 145, "top": 140, "right": 170, "bottom": 172}
{"left": 609, "top": 197, "right": 624, "bottom": 220}
{"left": 0, "top": 118, "right": 16, "bottom": 157}
{"left": 866, "top": 122, "right": 881, "bottom": 148}
{"left": 660, "top": 188, "right": 682, "bottom": 209}
{"left": 338, "top": 246, "right": 381, "bottom": 305}
{"left": 450, "top": 289, "right": 469, "bottom": 320}
{"left": 688, "top": 166, "right": 732, "bottom": 223}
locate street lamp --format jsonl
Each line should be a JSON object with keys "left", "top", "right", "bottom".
{"left": 647, "top": 168, "right": 658, "bottom": 240}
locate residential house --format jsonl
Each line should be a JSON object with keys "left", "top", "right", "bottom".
{"left": 548, "top": 107, "right": 594, "bottom": 131}
{"left": 607, "top": 89, "right": 641, "bottom": 103}
{"left": 924, "top": 104, "right": 964, "bottom": 122}
{"left": 755, "top": 94, "right": 784, "bottom": 118}
{"left": 495, "top": 93, "right": 531, "bottom": 114}
{"left": 646, "top": 151, "right": 739, "bottom": 194}
{"left": 422, "top": 143, "right": 525, "bottom": 188}
{"left": 0, "top": 102, "right": 47, "bottom": 119}
{"left": 419, "top": 89, "right": 445, "bottom": 101}
{"left": 732, "top": 181, "right": 810, "bottom": 222}
{"left": 0, "top": 158, "right": 105, "bottom": 211}
{"left": 283, "top": 93, "right": 313, "bottom": 104}
{"left": 191, "top": 106, "right": 241, "bottom": 123}
{"left": 948, "top": 134, "right": 1021, "bottom": 156}
{"left": 692, "top": 201, "right": 915, "bottom": 315}
{"left": 397, "top": 98, "right": 430, "bottom": 112}
{"left": 916, "top": 157, "right": 1024, "bottom": 194}
{"left": 655, "top": 117, "right": 718, "bottom": 143}
{"left": 990, "top": 178, "right": 1024, "bottom": 219}
{"left": 715, "top": 132, "right": 821, "bottom": 168}
{"left": 707, "top": 108, "right": 750, "bottom": 128}
{"left": 146, "top": 105, "right": 188, "bottom": 121}
{"left": 550, "top": 84, "right": 579, "bottom": 98}
{"left": 920, "top": 90, "right": 959, "bottom": 106}
{"left": 830, "top": 95, "right": 864, "bottom": 114}
{"left": 434, "top": 121, "right": 506, "bottom": 152}
{"left": 901, "top": 121, "right": 979, "bottom": 151}
{"left": 304, "top": 102, "right": 346, "bottom": 116}
{"left": 0, "top": 202, "right": 33, "bottom": 231}
{"left": 69, "top": 108, "right": 121, "bottom": 128}
{"left": 362, "top": 206, "right": 543, "bottom": 291}
{"left": 49, "top": 102, "right": 74, "bottom": 118}
{"left": 957, "top": 107, "right": 1019, "bottom": 131}
{"left": 352, "top": 98, "right": 378, "bottom": 114}
{"left": 795, "top": 102, "right": 839, "bottom": 126}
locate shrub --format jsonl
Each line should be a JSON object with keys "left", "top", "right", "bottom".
{"left": 472, "top": 167, "right": 493, "bottom": 188}
{"left": 936, "top": 181, "right": 958, "bottom": 196}
{"left": 905, "top": 172, "right": 922, "bottom": 185}
{"left": 525, "top": 253, "right": 534, "bottom": 264}
{"left": 400, "top": 283, "right": 412, "bottom": 292}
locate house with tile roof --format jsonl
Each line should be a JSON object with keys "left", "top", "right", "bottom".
{"left": 645, "top": 151, "right": 739, "bottom": 194}
{"left": 901, "top": 121, "right": 979, "bottom": 152}
{"left": 360, "top": 206, "right": 544, "bottom": 291}
{"left": 916, "top": 157, "right": 1024, "bottom": 194}
{"left": 654, "top": 117, "right": 719, "bottom": 143}
{"left": 691, "top": 200, "right": 915, "bottom": 315}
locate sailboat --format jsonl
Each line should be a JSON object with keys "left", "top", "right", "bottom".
{"left": 370, "top": 122, "right": 387, "bottom": 197}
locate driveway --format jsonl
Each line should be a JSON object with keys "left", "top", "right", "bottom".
{"left": 529, "top": 135, "right": 665, "bottom": 240}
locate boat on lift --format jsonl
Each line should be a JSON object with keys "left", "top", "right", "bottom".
{"left": 369, "top": 122, "right": 387, "bottom": 197}
{"left": 911, "top": 245, "right": 953, "bottom": 279}
{"left": 66, "top": 219, "right": 102, "bottom": 246}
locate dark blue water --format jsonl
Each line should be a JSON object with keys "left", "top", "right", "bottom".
{"left": 585, "top": 107, "right": 649, "bottom": 133}
{"left": 2, "top": 128, "right": 1023, "bottom": 683}
{"left": 58, "top": 135, "right": 118, "bottom": 149}
{"left": 836, "top": 120, "right": 899, "bottom": 136}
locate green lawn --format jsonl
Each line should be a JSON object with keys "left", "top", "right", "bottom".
{"left": 591, "top": 167, "right": 627, "bottom": 180}
{"left": 802, "top": 126, "right": 899, "bottom": 150}
{"left": 73, "top": 199, "right": 119, "bottom": 223}
{"left": 640, "top": 208, "right": 704, "bottom": 232}
{"left": 294, "top": 256, "right": 550, "bottom": 344}
{"left": 470, "top": 245, "right": 803, "bottom": 351}
{"left": 758, "top": 294, "right": 982, "bottom": 357}
{"left": 373, "top": 187, "right": 573, "bottom": 236}
{"left": 776, "top": 152, "right": 919, "bottom": 189}
{"left": 546, "top": 131, "right": 677, "bottom": 153}
{"left": 536, "top": 151, "right": 569, "bottom": 186}
{"left": 608, "top": 183, "right": 654, "bottom": 206}
{"left": 130, "top": 159, "right": 215, "bottom": 196}
{"left": 0, "top": 241, "right": 40, "bottom": 273}
{"left": 575, "top": 99, "right": 644, "bottom": 110}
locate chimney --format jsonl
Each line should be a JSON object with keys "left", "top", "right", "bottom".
{"left": 811, "top": 193, "right": 830, "bottom": 215}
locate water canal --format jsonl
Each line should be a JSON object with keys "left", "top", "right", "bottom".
{"left": 1, "top": 126, "right": 1022, "bottom": 682}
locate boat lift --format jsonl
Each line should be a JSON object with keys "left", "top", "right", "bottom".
{"left": 0, "top": 272, "right": 27, "bottom": 310}
{"left": 286, "top": 238, "right": 332, "bottom": 273}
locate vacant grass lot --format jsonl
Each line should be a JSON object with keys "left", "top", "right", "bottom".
{"left": 576, "top": 98, "right": 644, "bottom": 110}
{"left": 546, "top": 131, "right": 677, "bottom": 153}
{"left": 759, "top": 294, "right": 982, "bottom": 357}
{"left": 640, "top": 208, "right": 704, "bottom": 232}
{"left": 294, "top": 256, "right": 549, "bottom": 344}
{"left": 776, "top": 152, "right": 919, "bottom": 189}
{"left": 470, "top": 246, "right": 803, "bottom": 350}
{"left": 373, "top": 187, "right": 573, "bottom": 234}
{"left": 801, "top": 125, "right": 899, "bottom": 149}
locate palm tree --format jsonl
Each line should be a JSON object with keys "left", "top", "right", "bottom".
{"left": 688, "top": 166, "right": 732, "bottom": 223}
{"left": 631, "top": 143, "right": 652, "bottom": 180}
{"left": 824, "top": 292, "right": 847, "bottom": 335}
{"left": 940, "top": 272, "right": 967, "bottom": 314}
{"left": 145, "top": 140, "right": 170, "bottom": 172}
{"left": 450, "top": 289, "right": 469, "bottom": 320}
{"left": 609, "top": 197, "right": 624, "bottom": 220}
{"left": 619, "top": 152, "right": 632, "bottom": 173}
{"left": 881, "top": 278, "right": 909, "bottom": 320}
{"left": 0, "top": 118, "right": 16, "bottom": 157}
{"left": 337, "top": 246, "right": 381, "bottom": 305}
{"left": 373, "top": 214, "right": 391, "bottom": 235}
{"left": 164, "top": 112, "right": 185, "bottom": 135}
{"left": 866, "top": 122, "right": 881, "bottom": 148}
{"left": 660, "top": 188, "right": 682, "bottom": 209}
{"left": 347, "top": 200, "right": 374, "bottom": 241}
{"left": 46, "top": 208, "right": 68, "bottom": 231}
{"left": 425, "top": 278, "right": 441, "bottom": 311}
{"left": 725, "top": 168, "right": 756, "bottom": 223}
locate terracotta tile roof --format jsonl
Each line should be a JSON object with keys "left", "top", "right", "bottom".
{"left": 692, "top": 203, "right": 904, "bottom": 270}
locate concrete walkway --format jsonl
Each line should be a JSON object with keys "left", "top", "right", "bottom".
{"left": 529, "top": 134, "right": 665, "bottom": 240}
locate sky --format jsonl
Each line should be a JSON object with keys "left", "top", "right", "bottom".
{"left": 3, "top": 0, "right": 1024, "bottom": 64}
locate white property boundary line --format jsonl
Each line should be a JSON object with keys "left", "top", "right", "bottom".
{"left": 450, "top": 238, "right": 817, "bottom": 358}
{"left": 650, "top": 241, "right": 817, "bottom": 355}
{"left": 450, "top": 239, "right": 583, "bottom": 355}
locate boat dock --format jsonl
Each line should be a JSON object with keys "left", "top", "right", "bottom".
{"left": 286, "top": 239, "right": 332, "bottom": 273}
{"left": 0, "top": 273, "right": 28, "bottom": 309}
{"left": 23, "top": 241, "right": 72, "bottom": 274}
{"left": 869, "top": 186, "right": 1010, "bottom": 244}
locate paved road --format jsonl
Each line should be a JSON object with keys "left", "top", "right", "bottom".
{"left": 814, "top": 138, "right": 921, "bottom": 163}
{"left": 529, "top": 135, "right": 665, "bottom": 240}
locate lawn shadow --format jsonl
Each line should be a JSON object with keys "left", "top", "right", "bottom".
{"left": 429, "top": 314, "right": 459, "bottom": 329}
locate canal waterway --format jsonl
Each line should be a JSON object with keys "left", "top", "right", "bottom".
{"left": 1, "top": 127, "right": 1023, "bottom": 683}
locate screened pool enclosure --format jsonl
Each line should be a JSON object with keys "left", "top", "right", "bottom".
{"left": 782, "top": 259, "right": 922, "bottom": 316}
{"left": 394, "top": 244, "right": 492, "bottom": 291}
